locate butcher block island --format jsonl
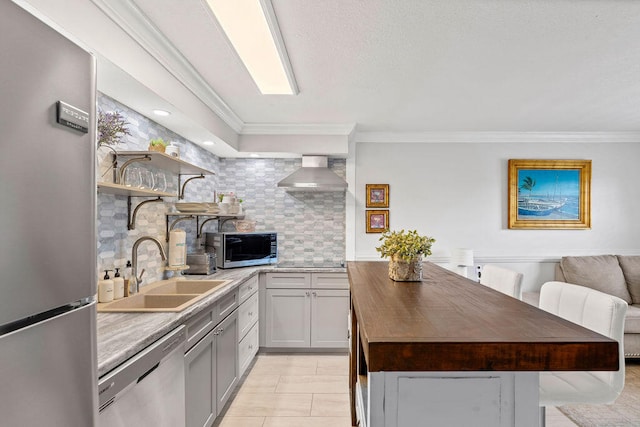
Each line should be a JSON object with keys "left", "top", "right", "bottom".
{"left": 347, "top": 261, "right": 619, "bottom": 427}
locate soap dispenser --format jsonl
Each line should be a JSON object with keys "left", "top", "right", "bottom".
{"left": 113, "top": 268, "right": 125, "bottom": 300}
{"left": 125, "top": 260, "right": 132, "bottom": 297}
{"left": 98, "top": 270, "right": 114, "bottom": 303}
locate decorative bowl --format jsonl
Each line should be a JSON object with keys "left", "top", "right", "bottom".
{"left": 234, "top": 220, "right": 256, "bottom": 232}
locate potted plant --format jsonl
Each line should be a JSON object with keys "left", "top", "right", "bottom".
{"left": 376, "top": 229, "right": 436, "bottom": 281}
{"left": 148, "top": 138, "right": 167, "bottom": 153}
{"left": 97, "top": 109, "right": 131, "bottom": 147}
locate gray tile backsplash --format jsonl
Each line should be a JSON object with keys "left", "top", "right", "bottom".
{"left": 96, "top": 94, "right": 345, "bottom": 284}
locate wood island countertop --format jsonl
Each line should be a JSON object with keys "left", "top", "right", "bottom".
{"left": 348, "top": 261, "right": 619, "bottom": 373}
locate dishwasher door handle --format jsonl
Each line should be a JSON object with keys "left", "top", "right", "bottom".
{"left": 137, "top": 362, "right": 160, "bottom": 383}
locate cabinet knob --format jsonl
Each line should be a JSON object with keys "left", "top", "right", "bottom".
{"left": 305, "top": 291, "right": 310, "bottom": 297}
{"left": 312, "top": 291, "right": 317, "bottom": 297}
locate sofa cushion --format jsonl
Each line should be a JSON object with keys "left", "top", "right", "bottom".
{"left": 625, "top": 304, "right": 640, "bottom": 334}
{"left": 618, "top": 256, "right": 640, "bottom": 305}
{"left": 560, "top": 255, "right": 631, "bottom": 304}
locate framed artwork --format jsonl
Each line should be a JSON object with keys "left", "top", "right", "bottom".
{"left": 366, "top": 184, "right": 389, "bottom": 208}
{"left": 366, "top": 210, "right": 389, "bottom": 233}
{"left": 508, "top": 159, "right": 591, "bottom": 229}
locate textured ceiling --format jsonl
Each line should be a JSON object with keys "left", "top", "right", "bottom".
{"left": 133, "top": 0, "right": 640, "bottom": 133}
{"left": 16, "top": 0, "right": 640, "bottom": 157}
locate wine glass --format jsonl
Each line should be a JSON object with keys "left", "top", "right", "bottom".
{"left": 123, "top": 166, "right": 141, "bottom": 188}
{"left": 153, "top": 171, "right": 167, "bottom": 192}
{"left": 139, "top": 169, "right": 154, "bottom": 190}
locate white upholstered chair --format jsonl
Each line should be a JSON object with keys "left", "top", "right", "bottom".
{"left": 479, "top": 264, "right": 523, "bottom": 299}
{"left": 538, "top": 281, "right": 628, "bottom": 425}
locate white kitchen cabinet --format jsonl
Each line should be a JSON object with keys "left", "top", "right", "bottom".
{"left": 215, "top": 310, "right": 238, "bottom": 414}
{"left": 185, "top": 325, "right": 216, "bottom": 427}
{"left": 184, "top": 289, "right": 238, "bottom": 427}
{"left": 266, "top": 288, "right": 311, "bottom": 347}
{"left": 264, "top": 272, "right": 349, "bottom": 349}
{"left": 311, "top": 289, "right": 350, "bottom": 347}
{"left": 237, "top": 276, "right": 259, "bottom": 377}
{"left": 238, "top": 292, "right": 259, "bottom": 339}
{"left": 238, "top": 323, "right": 259, "bottom": 376}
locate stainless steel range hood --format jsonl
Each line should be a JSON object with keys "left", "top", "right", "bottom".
{"left": 277, "top": 156, "right": 347, "bottom": 192}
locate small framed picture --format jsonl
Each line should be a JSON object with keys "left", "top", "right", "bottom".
{"left": 366, "top": 210, "right": 389, "bottom": 233}
{"left": 366, "top": 184, "right": 389, "bottom": 208}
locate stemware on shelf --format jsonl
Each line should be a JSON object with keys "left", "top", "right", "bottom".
{"left": 123, "top": 166, "right": 141, "bottom": 188}
{"left": 153, "top": 171, "right": 167, "bottom": 192}
{"left": 139, "top": 169, "right": 155, "bottom": 190}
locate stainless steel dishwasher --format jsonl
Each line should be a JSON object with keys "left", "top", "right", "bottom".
{"left": 98, "top": 326, "right": 186, "bottom": 427}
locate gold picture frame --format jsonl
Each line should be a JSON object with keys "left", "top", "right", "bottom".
{"left": 366, "top": 184, "right": 389, "bottom": 208}
{"left": 366, "top": 210, "right": 389, "bottom": 233}
{"left": 508, "top": 159, "right": 591, "bottom": 229}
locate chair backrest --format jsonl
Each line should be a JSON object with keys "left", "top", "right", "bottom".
{"left": 539, "top": 281, "right": 628, "bottom": 391}
{"left": 479, "top": 264, "right": 523, "bottom": 299}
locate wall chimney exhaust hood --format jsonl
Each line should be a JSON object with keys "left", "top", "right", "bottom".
{"left": 277, "top": 156, "right": 347, "bottom": 192}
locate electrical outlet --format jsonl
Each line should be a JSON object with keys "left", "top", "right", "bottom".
{"left": 474, "top": 265, "right": 483, "bottom": 282}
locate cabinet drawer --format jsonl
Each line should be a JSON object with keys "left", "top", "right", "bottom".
{"left": 311, "top": 272, "right": 349, "bottom": 289}
{"left": 265, "top": 272, "right": 311, "bottom": 289}
{"left": 217, "top": 290, "right": 238, "bottom": 323}
{"left": 238, "top": 292, "right": 259, "bottom": 341}
{"left": 238, "top": 323, "right": 259, "bottom": 377}
{"left": 238, "top": 275, "right": 259, "bottom": 304}
{"left": 185, "top": 304, "right": 218, "bottom": 351}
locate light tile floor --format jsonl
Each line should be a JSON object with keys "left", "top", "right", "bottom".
{"left": 214, "top": 353, "right": 577, "bottom": 426}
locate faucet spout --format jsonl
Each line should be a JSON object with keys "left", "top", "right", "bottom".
{"left": 131, "top": 236, "right": 167, "bottom": 294}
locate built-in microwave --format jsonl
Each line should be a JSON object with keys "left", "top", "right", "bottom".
{"left": 205, "top": 231, "right": 278, "bottom": 269}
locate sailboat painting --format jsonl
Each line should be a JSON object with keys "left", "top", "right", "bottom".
{"left": 517, "top": 169, "right": 578, "bottom": 218}
{"left": 508, "top": 159, "right": 591, "bottom": 229}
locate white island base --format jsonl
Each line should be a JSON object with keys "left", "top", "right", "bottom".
{"left": 356, "top": 371, "right": 539, "bottom": 427}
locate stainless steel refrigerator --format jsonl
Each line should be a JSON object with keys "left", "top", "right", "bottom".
{"left": 0, "top": 1, "right": 98, "bottom": 425}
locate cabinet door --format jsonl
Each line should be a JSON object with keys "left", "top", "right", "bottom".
{"left": 185, "top": 328, "right": 216, "bottom": 427}
{"left": 238, "top": 323, "right": 259, "bottom": 377}
{"left": 216, "top": 310, "right": 238, "bottom": 415}
{"left": 238, "top": 275, "right": 259, "bottom": 304}
{"left": 266, "top": 289, "right": 311, "bottom": 347}
{"left": 238, "top": 292, "right": 259, "bottom": 340}
{"left": 311, "top": 289, "right": 350, "bottom": 348}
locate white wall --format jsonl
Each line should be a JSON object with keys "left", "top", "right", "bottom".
{"left": 351, "top": 141, "right": 640, "bottom": 291}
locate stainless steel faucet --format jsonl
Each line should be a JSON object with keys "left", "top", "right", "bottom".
{"left": 131, "top": 236, "right": 167, "bottom": 294}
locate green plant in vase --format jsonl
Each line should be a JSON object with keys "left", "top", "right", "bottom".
{"left": 149, "top": 138, "right": 167, "bottom": 153}
{"left": 376, "top": 229, "right": 436, "bottom": 281}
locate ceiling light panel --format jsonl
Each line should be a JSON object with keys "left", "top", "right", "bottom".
{"left": 205, "top": 0, "right": 298, "bottom": 95}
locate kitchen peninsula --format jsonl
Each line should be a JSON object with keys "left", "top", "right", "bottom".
{"left": 347, "top": 261, "right": 619, "bottom": 427}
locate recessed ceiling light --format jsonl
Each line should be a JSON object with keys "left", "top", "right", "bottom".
{"left": 205, "top": 0, "right": 298, "bottom": 95}
{"left": 153, "top": 109, "right": 171, "bottom": 116}
{"left": 202, "top": 140, "right": 215, "bottom": 146}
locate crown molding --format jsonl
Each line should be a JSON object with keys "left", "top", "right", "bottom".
{"left": 242, "top": 123, "right": 356, "bottom": 136}
{"left": 90, "top": 0, "right": 244, "bottom": 132}
{"left": 355, "top": 131, "right": 640, "bottom": 144}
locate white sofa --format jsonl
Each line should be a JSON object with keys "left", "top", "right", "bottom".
{"left": 553, "top": 255, "right": 640, "bottom": 358}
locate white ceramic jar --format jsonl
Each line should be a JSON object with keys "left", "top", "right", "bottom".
{"left": 165, "top": 144, "right": 180, "bottom": 158}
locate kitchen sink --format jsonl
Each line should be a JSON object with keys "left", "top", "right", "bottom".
{"left": 97, "top": 279, "right": 232, "bottom": 312}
